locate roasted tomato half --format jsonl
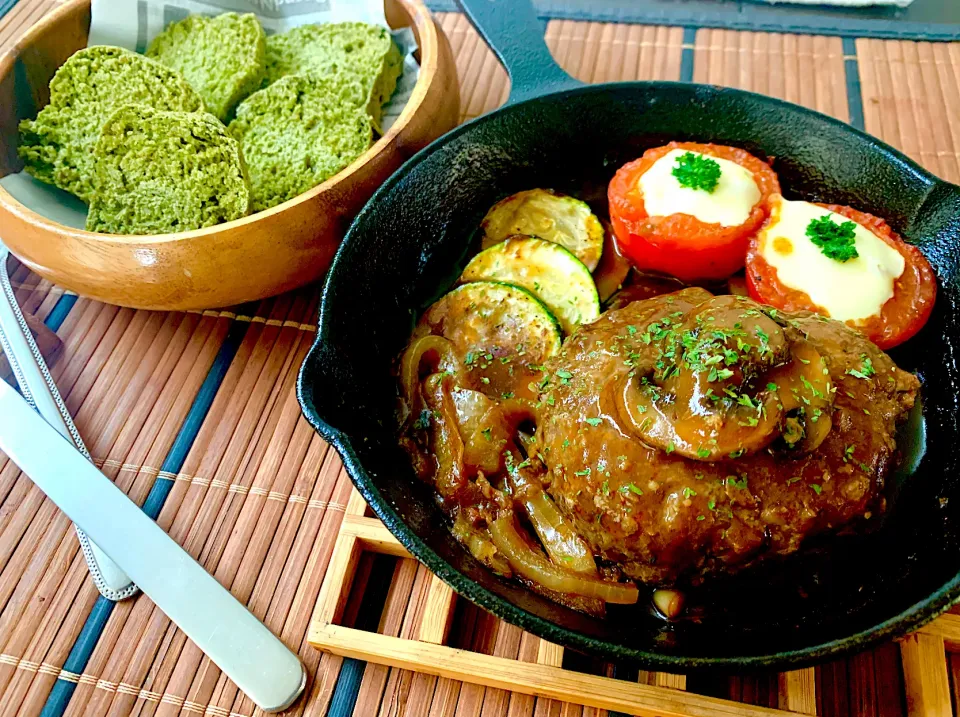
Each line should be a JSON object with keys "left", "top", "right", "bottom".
{"left": 746, "top": 198, "right": 936, "bottom": 349}
{"left": 608, "top": 142, "right": 780, "bottom": 281}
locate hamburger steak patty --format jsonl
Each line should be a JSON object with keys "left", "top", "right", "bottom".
{"left": 536, "top": 288, "right": 920, "bottom": 585}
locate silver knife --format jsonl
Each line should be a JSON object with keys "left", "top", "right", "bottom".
{"left": 0, "top": 241, "right": 136, "bottom": 600}
{"left": 0, "top": 377, "right": 306, "bottom": 712}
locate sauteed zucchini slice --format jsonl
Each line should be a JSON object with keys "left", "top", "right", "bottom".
{"left": 412, "top": 281, "right": 562, "bottom": 401}
{"left": 480, "top": 189, "right": 604, "bottom": 271}
{"left": 461, "top": 236, "right": 601, "bottom": 334}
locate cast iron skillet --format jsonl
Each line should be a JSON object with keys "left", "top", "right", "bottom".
{"left": 298, "top": 0, "right": 960, "bottom": 670}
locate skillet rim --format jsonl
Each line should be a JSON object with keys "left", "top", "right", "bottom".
{"left": 297, "top": 79, "right": 960, "bottom": 670}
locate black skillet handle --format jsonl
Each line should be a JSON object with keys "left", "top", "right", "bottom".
{"left": 455, "top": 0, "right": 584, "bottom": 104}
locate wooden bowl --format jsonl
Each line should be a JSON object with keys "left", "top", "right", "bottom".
{"left": 0, "top": 0, "right": 459, "bottom": 310}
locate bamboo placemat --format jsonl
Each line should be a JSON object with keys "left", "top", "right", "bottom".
{"left": 424, "top": 0, "right": 960, "bottom": 42}
{"left": 2, "top": 2, "right": 960, "bottom": 716}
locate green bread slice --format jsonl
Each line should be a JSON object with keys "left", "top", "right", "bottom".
{"left": 227, "top": 72, "right": 372, "bottom": 212}
{"left": 18, "top": 45, "right": 203, "bottom": 201}
{"left": 86, "top": 105, "right": 249, "bottom": 235}
{"left": 146, "top": 12, "right": 266, "bottom": 122}
{"left": 263, "top": 22, "right": 402, "bottom": 127}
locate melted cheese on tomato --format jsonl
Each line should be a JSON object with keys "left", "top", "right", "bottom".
{"left": 757, "top": 197, "right": 905, "bottom": 322}
{"left": 638, "top": 149, "right": 762, "bottom": 227}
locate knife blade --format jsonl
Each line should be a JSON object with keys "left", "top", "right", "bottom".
{"left": 0, "top": 377, "right": 306, "bottom": 712}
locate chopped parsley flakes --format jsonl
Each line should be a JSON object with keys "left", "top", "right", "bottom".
{"left": 413, "top": 409, "right": 432, "bottom": 430}
{"left": 585, "top": 417, "right": 603, "bottom": 427}
{"left": 806, "top": 214, "right": 859, "bottom": 262}
{"left": 727, "top": 475, "right": 749, "bottom": 490}
{"left": 672, "top": 152, "right": 721, "bottom": 193}
{"left": 707, "top": 367, "right": 735, "bottom": 382}
{"left": 847, "top": 354, "right": 876, "bottom": 379}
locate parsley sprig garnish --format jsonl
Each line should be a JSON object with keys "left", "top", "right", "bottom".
{"left": 672, "top": 152, "right": 721, "bottom": 193}
{"left": 806, "top": 215, "right": 859, "bottom": 262}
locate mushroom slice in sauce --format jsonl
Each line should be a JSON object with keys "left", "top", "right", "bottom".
{"left": 616, "top": 295, "right": 834, "bottom": 460}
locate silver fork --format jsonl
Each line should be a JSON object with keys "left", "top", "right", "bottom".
{"left": 0, "top": 239, "right": 136, "bottom": 599}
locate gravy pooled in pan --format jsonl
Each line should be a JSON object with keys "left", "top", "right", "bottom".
{"left": 398, "top": 144, "right": 933, "bottom": 616}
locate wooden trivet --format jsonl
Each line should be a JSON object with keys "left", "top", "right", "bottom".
{"left": 311, "top": 490, "right": 843, "bottom": 715}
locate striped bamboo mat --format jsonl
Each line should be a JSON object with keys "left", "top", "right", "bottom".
{"left": 2, "top": 2, "right": 960, "bottom": 715}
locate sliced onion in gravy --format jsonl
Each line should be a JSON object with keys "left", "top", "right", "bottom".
{"left": 489, "top": 515, "right": 640, "bottom": 604}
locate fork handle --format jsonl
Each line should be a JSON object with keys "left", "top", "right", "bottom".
{"left": 0, "top": 312, "right": 61, "bottom": 382}
{"left": 0, "top": 255, "right": 137, "bottom": 600}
